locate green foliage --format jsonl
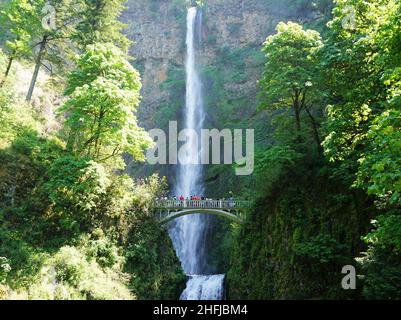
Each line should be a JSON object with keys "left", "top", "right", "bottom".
{"left": 0, "top": 129, "right": 184, "bottom": 299}
{"left": 318, "top": 0, "right": 401, "bottom": 299}
{"left": 0, "top": 89, "right": 41, "bottom": 148}
{"left": 124, "top": 175, "right": 186, "bottom": 300}
{"left": 225, "top": 0, "right": 401, "bottom": 300}
{"left": 0, "top": 0, "right": 134, "bottom": 98}
{"left": 28, "top": 246, "right": 133, "bottom": 300}
{"left": 227, "top": 160, "right": 369, "bottom": 299}
{"left": 157, "top": 65, "right": 185, "bottom": 130}
{"left": 227, "top": 0, "right": 398, "bottom": 300}
{"left": 322, "top": 0, "right": 398, "bottom": 163}
{"left": 41, "top": 156, "right": 115, "bottom": 236}
{"left": 358, "top": 238, "right": 401, "bottom": 300}
{"left": 356, "top": 110, "right": 401, "bottom": 205}
{"left": 0, "top": 114, "right": 183, "bottom": 299}
{"left": 359, "top": 210, "right": 401, "bottom": 298}
{"left": 2, "top": 0, "right": 400, "bottom": 301}
{"left": 0, "top": 0, "right": 185, "bottom": 301}
{"left": 21, "top": 0, "right": 85, "bottom": 99}
{"left": 0, "top": 129, "right": 64, "bottom": 213}
{"left": 363, "top": 214, "right": 401, "bottom": 252}
{"left": 124, "top": 214, "right": 186, "bottom": 300}
{"left": 61, "top": 43, "right": 153, "bottom": 162}
{"left": 254, "top": 145, "right": 303, "bottom": 196}
{"left": 295, "top": 234, "right": 347, "bottom": 264}
{"left": 260, "top": 22, "right": 322, "bottom": 110}
{"left": 259, "top": 22, "right": 323, "bottom": 142}
{"left": 256, "top": 145, "right": 302, "bottom": 176}
{"left": 73, "top": 0, "right": 131, "bottom": 52}
{"left": 0, "top": 0, "right": 42, "bottom": 61}
{"left": 86, "top": 237, "right": 122, "bottom": 269}
{"left": 46, "top": 156, "right": 109, "bottom": 213}
{"left": 0, "top": 257, "right": 11, "bottom": 284}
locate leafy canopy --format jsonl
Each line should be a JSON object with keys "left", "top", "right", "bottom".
{"left": 73, "top": 0, "right": 131, "bottom": 52}
{"left": 259, "top": 22, "right": 323, "bottom": 111}
{"left": 0, "top": 0, "right": 44, "bottom": 58}
{"left": 61, "top": 43, "right": 153, "bottom": 163}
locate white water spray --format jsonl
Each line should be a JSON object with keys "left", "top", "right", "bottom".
{"left": 169, "top": 7, "right": 225, "bottom": 300}
{"left": 180, "top": 274, "right": 225, "bottom": 300}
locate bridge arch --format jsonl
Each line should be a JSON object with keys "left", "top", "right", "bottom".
{"left": 159, "top": 208, "right": 243, "bottom": 224}
{"left": 155, "top": 199, "right": 250, "bottom": 224}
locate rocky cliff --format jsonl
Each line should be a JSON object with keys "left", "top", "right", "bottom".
{"left": 122, "top": 0, "right": 320, "bottom": 193}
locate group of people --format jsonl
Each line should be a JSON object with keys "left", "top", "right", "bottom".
{"left": 170, "top": 195, "right": 206, "bottom": 201}
{"left": 157, "top": 195, "right": 239, "bottom": 209}
{"left": 159, "top": 195, "right": 236, "bottom": 201}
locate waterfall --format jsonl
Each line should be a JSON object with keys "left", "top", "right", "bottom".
{"left": 169, "top": 7, "right": 225, "bottom": 300}
{"left": 180, "top": 275, "right": 225, "bottom": 300}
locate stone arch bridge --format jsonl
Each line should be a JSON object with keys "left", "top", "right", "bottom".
{"left": 155, "top": 199, "right": 251, "bottom": 224}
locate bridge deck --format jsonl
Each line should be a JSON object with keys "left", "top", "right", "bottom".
{"left": 155, "top": 199, "right": 251, "bottom": 211}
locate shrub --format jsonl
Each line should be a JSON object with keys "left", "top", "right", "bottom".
{"left": 28, "top": 246, "right": 133, "bottom": 300}
{"left": 0, "top": 257, "right": 11, "bottom": 283}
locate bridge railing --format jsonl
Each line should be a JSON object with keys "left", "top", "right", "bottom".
{"left": 155, "top": 199, "right": 251, "bottom": 210}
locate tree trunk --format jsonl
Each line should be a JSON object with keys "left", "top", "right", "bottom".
{"left": 0, "top": 55, "right": 14, "bottom": 88}
{"left": 294, "top": 99, "right": 302, "bottom": 132}
{"left": 94, "top": 108, "right": 106, "bottom": 159}
{"left": 26, "top": 36, "right": 47, "bottom": 102}
{"left": 305, "top": 107, "right": 323, "bottom": 154}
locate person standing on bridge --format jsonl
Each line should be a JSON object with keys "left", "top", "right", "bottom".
{"left": 229, "top": 196, "right": 234, "bottom": 208}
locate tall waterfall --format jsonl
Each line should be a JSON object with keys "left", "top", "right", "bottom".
{"left": 169, "top": 7, "right": 225, "bottom": 300}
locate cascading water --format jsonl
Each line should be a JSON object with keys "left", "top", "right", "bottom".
{"left": 169, "top": 7, "right": 225, "bottom": 300}
{"left": 180, "top": 275, "right": 225, "bottom": 300}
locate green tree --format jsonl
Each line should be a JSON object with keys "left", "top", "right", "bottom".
{"left": 73, "top": 0, "right": 131, "bottom": 52}
{"left": 259, "top": 22, "right": 324, "bottom": 150}
{"left": 356, "top": 110, "right": 401, "bottom": 206}
{"left": 321, "top": 0, "right": 401, "bottom": 299}
{"left": 25, "top": 0, "right": 85, "bottom": 101}
{"left": 0, "top": 0, "right": 43, "bottom": 87}
{"left": 322, "top": 0, "right": 398, "bottom": 163}
{"left": 321, "top": 0, "right": 401, "bottom": 200}
{"left": 60, "top": 43, "right": 152, "bottom": 163}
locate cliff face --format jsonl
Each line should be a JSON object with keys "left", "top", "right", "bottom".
{"left": 122, "top": 1, "right": 186, "bottom": 129}
{"left": 121, "top": 0, "right": 326, "bottom": 279}
{"left": 122, "top": 0, "right": 281, "bottom": 128}
{"left": 122, "top": 0, "right": 317, "bottom": 192}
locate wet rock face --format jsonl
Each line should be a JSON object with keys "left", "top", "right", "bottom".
{"left": 122, "top": 1, "right": 187, "bottom": 129}
{"left": 122, "top": 0, "right": 284, "bottom": 129}
{"left": 123, "top": 1, "right": 187, "bottom": 64}
{"left": 122, "top": 0, "right": 317, "bottom": 187}
{"left": 203, "top": 0, "right": 277, "bottom": 49}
